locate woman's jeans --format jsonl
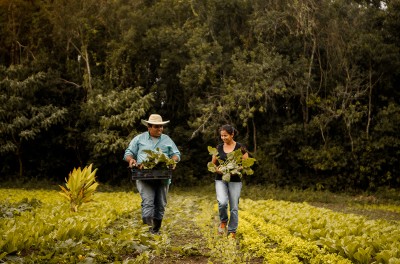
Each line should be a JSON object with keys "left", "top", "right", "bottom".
{"left": 215, "top": 180, "right": 242, "bottom": 233}
{"left": 136, "top": 180, "right": 169, "bottom": 221}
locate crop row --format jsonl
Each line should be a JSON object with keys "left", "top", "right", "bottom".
{"left": 0, "top": 189, "right": 148, "bottom": 262}
{"left": 239, "top": 210, "right": 352, "bottom": 263}
{"left": 2, "top": 188, "right": 400, "bottom": 263}
{"left": 239, "top": 199, "right": 400, "bottom": 264}
{"left": 165, "top": 192, "right": 400, "bottom": 264}
{"left": 188, "top": 195, "right": 346, "bottom": 264}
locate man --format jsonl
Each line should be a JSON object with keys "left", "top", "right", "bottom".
{"left": 124, "top": 114, "right": 180, "bottom": 234}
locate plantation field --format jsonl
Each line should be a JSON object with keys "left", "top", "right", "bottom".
{"left": 1, "top": 184, "right": 400, "bottom": 263}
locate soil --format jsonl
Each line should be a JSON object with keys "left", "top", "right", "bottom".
{"left": 149, "top": 219, "right": 210, "bottom": 264}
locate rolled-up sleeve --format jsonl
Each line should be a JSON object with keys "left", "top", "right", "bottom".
{"left": 124, "top": 136, "right": 139, "bottom": 161}
{"left": 159, "top": 135, "right": 180, "bottom": 162}
{"left": 168, "top": 141, "right": 181, "bottom": 162}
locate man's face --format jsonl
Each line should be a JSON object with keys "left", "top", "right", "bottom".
{"left": 148, "top": 124, "right": 163, "bottom": 137}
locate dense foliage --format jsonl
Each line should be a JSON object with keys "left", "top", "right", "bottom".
{"left": 0, "top": 0, "right": 399, "bottom": 191}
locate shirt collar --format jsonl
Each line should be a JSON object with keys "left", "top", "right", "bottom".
{"left": 147, "top": 131, "right": 162, "bottom": 140}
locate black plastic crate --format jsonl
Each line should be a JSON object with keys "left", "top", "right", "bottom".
{"left": 131, "top": 168, "right": 172, "bottom": 180}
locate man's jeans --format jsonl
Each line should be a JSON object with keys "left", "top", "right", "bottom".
{"left": 215, "top": 180, "right": 242, "bottom": 233}
{"left": 136, "top": 180, "right": 169, "bottom": 220}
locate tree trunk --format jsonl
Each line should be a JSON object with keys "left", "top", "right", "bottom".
{"left": 16, "top": 145, "right": 23, "bottom": 178}
{"left": 304, "top": 38, "right": 317, "bottom": 125}
{"left": 69, "top": 41, "right": 92, "bottom": 93}
{"left": 83, "top": 46, "right": 92, "bottom": 91}
{"left": 366, "top": 62, "right": 373, "bottom": 140}
{"left": 252, "top": 118, "right": 257, "bottom": 153}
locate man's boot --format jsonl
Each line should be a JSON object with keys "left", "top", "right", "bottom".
{"left": 151, "top": 218, "right": 162, "bottom": 234}
{"left": 142, "top": 217, "right": 153, "bottom": 232}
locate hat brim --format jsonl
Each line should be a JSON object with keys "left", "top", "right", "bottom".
{"left": 141, "top": 120, "right": 170, "bottom": 126}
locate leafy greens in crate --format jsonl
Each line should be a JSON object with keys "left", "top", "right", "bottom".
{"left": 141, "top": 148, "right": 177, "bottom": 169}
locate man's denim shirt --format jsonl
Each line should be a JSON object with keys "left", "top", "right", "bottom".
{"left": 124, "top": 131, "right": 181, "bottom": 164}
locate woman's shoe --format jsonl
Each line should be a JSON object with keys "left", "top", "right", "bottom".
{"left": 218, "top": 222, "right": 227, "bottom": 235}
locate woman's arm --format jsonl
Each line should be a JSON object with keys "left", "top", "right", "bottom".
{"left": 212, "top": 155, "right": 218, "bottom": 165}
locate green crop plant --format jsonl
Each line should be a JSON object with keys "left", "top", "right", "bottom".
{"left": 0, "top": 189, "right": 143, "bottom": 260}
{"left": 59, "top": 164, "right": 99, "bottom": 212}
{"left": 141, "top": 148, "right": 177, "bottom": 169}
{"left": 1, "top": 187, "right": 400, "bottom": 263}
{"left": 207, "top": 146, "right": 256, "bottom": 182}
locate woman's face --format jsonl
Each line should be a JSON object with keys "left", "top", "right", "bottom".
{"left": 220, "top": 129, "right": 234, "bottom": 144}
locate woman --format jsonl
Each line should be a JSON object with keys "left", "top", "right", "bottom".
{"left": 211, "top": 124, "right": 248, "bottom": 239}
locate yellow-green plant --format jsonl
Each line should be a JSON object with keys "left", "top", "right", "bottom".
{"left": 141, "top": 148, "right": 177, "bottom": 169}
{"left": 59, "top": 164, "right": 99, "bottom": 212}
{"left": 207, "top": 146, "right": 256, "bottom": 182}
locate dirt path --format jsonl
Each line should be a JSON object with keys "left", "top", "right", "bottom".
{"left": 145, "top": 191, "right": 264, "bottom": 263}
{"left": 148, "top": 193, "right": 212, "bottom": 263}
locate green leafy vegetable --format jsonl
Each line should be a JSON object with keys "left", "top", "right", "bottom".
{"left": 207, "top": 146, "right": 256, "bottom": 182}
{"left": 141, "top": 148, "right": 176, "bottom": 169}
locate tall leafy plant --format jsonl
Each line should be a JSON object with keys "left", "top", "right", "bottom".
{"left": 59, "top": 164, "right": 99, "bottom": 212}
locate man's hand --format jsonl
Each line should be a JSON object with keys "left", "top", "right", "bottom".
{"left": 168, "top": 162, "right": 177, "bottom": 170}
{"left": 168, "top": 155, "right": 179, "bottom": 170}
{"left": 128, "top": 158, "right": 137, "bottom": 168}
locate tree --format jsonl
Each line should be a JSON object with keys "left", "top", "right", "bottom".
{"left": 219, "top": 45, "right": 290, "bottom": 152}
{"left": 43, "top": 0, "right": 108, "bottom": 93}
{"left": 0, "top": 0, "right": 39, "bottom": 65}
{"left": 80, "top": 87, "right": 154, "bottom": 180}
{"left": 0, "top": 65, "right": 67, "bottom": 177}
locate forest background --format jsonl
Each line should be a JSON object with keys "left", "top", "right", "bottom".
{"left": 1, "top": 0, "right": 399, "bottom": 191}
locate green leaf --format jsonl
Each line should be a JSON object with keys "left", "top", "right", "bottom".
{"left": 207, "top": 162, "right": 217, "bottom": 173}
{"left": 242, "top": 157, "right": 256, "bottom": 167}
{"left": 207, "top": 146, "right": 218, "bottom": 156}
{"left": 59, "top": 164, "right": 99, "bottom": 212}
{"left": 141, "top": 148, "right": 176, "bottom": 169}
{"left": 207, "top": 146, "right": 256, "bottom": 182}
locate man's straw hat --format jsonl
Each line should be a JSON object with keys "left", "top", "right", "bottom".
{"left": 141, "top": 114, "right": 170, "bottom": 126}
